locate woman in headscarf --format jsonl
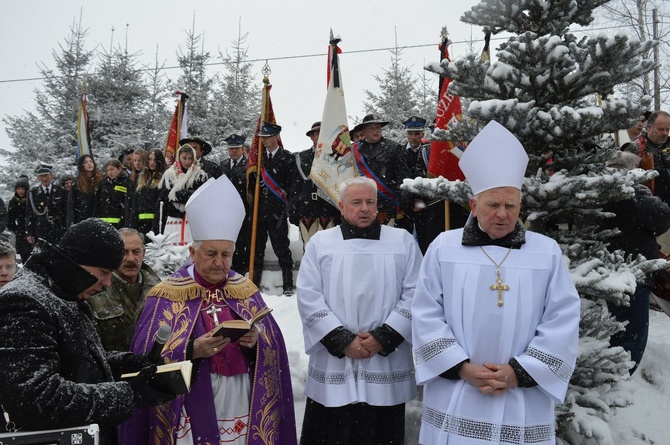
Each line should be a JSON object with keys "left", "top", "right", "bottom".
{"left": 66, "top": 154, "right": 103, "bottom": 227}
{"left": 130, "top": 149, "right": 167, "bottom": 236}
{"left": 154, "top": 144, "right": 208, "bottom": 245}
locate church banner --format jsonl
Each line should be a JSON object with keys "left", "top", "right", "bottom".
{"left": 427, "top": 30, "right": 467, "bottom": 181}
{"left": 310, "top": 30, "right": 358, "bottom": 208}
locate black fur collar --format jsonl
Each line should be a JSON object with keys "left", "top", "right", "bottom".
{"left": 461, "top": 217, "right": 526, "bottom": 248}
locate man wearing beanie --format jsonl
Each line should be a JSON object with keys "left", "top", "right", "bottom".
{"left": 0, "top": 218, "right": 175, "bottom": 445}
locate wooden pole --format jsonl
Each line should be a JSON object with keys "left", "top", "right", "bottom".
{"left": 248, "top": 72, "right": 270, "bottom": 281}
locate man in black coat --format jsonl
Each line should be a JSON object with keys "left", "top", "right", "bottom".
{"left": 288, "top": 121, "right": 340, "bottom": 249}
{"left": 180, "top": 135, "right": 222, "bottom": 179}
{"left": 353, "top": 114, "right": 411, "bottom": 229}
{"left": 402, "top": 116, "right": 468, "bottom": 253}
{"left": 221, "top": 134, "right": 251, "bottom": 275}
{"left": 249, "top": 122, "right": 295, "bottom": 295}
{"left": 25, "top": 164, "right": 68, "bottom": 247}
{"left": 0, "top": 218, "right": 174, "bottom": 445}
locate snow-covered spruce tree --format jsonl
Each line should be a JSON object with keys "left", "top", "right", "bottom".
{"left": 0, "top": 17, "right": 93, "bottom": 185}
{"left": 407, "top": 1, "right": 662, "bottom": 443}
{"left": 218, "top": 23, "right": 260, "bottom": 144}
{"left": 363, "top": 33, "right": 419, "bottom": 142}
{"left": 88, "top": 44, "right": 152, "bottom": 161}
{"left": 175, "top": 19, "right": 217, "bottom": 141}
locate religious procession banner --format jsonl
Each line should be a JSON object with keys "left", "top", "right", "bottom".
{"left": 310, "top": 30, "right": 358, "bottom": 208}
{"left": 427, "top": 29, "right": 466, "bottom": 181}
{"left": 163, "top": 90, "right": 188, "bottom": 166}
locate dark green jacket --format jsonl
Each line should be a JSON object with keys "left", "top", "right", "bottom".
{"left": 88, "top": 263, "right": 161, "bottom": 352}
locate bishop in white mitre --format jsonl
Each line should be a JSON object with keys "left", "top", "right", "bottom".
{"left": 411, "top": 120, "right": 580, "bottom": 445}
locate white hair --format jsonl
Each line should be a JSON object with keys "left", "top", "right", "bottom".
{"left": 338, "top": 177, "right": 377, "bottom": 202}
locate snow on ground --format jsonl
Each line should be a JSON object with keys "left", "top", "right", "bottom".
{"left": 260, "top": 225, "right": 670, "bottom": 443}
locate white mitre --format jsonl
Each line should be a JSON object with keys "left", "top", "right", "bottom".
{"left": 185, "top": 176, "right": 245, "bottom": 242}
{"left": 459, "top": 120, "right": 529, "bottom": 195}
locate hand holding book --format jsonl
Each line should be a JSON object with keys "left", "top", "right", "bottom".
{"left": 209, "top": 307, "right": 273, "bottom": 342}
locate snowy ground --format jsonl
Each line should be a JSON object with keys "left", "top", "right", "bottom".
{"left": 260, "top": 225, "right": 670, "bottom": 444}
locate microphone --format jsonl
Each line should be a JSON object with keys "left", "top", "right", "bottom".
{"left": 148, "top": 324, "right": 171, "bottom": 363}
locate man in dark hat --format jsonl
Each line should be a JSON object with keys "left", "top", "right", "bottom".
{"left": 289, "top": 121, "right": 340, "bottom": 249}
{"left": 0, "top": 218, "right": 174, "bottom": 444}
{"left": 403, "top": 116, "right": 468, "bottom": 253}
{"left": 352, "top": 113, "right": 411, "bottom": 228}
{"left": 250, "top": 121, "right": 296, "bottom": 295}
{"left": 25, "top": 163, "right": 68, "bottom": 247}
{"left": 222, "top": 134, "right": 251, "bottom": 275}
{"left": 180, "top": 135, "right": 221, "bottom": 179}
{"left": 349, "top": 121, "right": 365, "bottom": 143}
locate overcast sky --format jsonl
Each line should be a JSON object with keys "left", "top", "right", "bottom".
{"left": 1, "top": 0, "right": 487, "bottom": 156}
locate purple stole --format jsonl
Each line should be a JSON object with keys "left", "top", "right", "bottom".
{"left": 118, "top": 266, "right": 297, "bottom": 445}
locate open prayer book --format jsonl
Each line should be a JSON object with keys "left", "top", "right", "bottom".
{"left": 210, "top": 307, "right": 273, "bottom": 342}
{"left": 121, "top": 360, "right": 193, "bottom": 395}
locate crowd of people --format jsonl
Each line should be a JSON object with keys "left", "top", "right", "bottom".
{"left": 0, "top": 111, "right": 667, "bottom": 444}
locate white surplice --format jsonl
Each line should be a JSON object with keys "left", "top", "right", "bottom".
{"left": 296, "top": 225, "right": 422, "bottom": 407}
{"left": 412, "top": 229, "right": 580, "bottom": 445}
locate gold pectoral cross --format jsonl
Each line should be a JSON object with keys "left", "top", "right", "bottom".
{"left": 490, "top": 268, "right": 510, "bottom": 307}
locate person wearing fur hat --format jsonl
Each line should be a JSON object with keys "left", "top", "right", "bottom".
{"left": 154, "top": 144, "right": 209, "bottom": 245}
{"left": 26, "top": 163, "right": 68, "bottom": 247}
{"left": 180, "top": 135, "right": 221, "bottom": 179}
{"left": 0, "top": 218, "right": 175, "bottom": 445}
{"left": 7, "top": 175, "right": 31, "bottom": 262}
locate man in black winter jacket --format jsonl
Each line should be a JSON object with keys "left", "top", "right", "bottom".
{"left": 0, "top": 218, "right": 174, "bottom": 445}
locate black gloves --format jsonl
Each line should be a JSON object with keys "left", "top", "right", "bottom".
{"left": 128, "top": 365, "right": 177, "bottom": 407}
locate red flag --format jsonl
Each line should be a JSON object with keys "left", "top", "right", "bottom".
{"left": 163, "top": 91, "right": 188, "bottom": 166}
{"left": 427, "top": 35, "right": 466, "bottom": 180}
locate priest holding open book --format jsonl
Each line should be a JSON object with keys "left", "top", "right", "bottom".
{"left": 120, "top": 176, "right": 296, "bottom": 445}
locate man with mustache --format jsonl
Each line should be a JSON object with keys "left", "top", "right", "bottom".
{"left": 87, "top": 227, "right": 161, "bottom": 351}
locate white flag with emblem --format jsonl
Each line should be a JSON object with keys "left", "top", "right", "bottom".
{"left": 310, "top": 30, "right": 359, "bottom": 208}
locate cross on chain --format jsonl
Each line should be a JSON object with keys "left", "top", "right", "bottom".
{"left": 490, "top": 268, "right": 510, "bottom": 307}
{"left": 206, "top": 305, "right": 222, "bottom": 325}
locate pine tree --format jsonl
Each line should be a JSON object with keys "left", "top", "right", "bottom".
{"left": 0, "top": 17, "right": 93, "bottom": 182}
{"left": 87, "top": 29, "right": 152, "bottom": 161}
{"left": 594, "top": 0, "right": 670, "bottom": 109}
{"left": 175, "top": 17, "right": 217, "bottom": 141}
{"left": 363, "top": 30, "right": 418, "bottom": 142}
{"left": 410, "top": 1, "right": 660, "bottom": 443}
{"left": 218, "top": 21, "right": 260, "bottom": 144}
{"left": 143, "top": 46, "right": 172, "bottom": 148}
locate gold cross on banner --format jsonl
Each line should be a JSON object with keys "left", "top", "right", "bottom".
{"left": 490, "top": 268, "right": 510, "bottom": 307}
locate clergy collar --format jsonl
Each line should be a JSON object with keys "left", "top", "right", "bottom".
{"left": 461, "top": 216, "right": 526, "bottom": 248}
{"left": 340, "top": 219, "right": 382, "bottom": 240}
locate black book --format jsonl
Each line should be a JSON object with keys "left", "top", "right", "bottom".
{"left": 121, "top": 360, "right": 193, "bottom": 395}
